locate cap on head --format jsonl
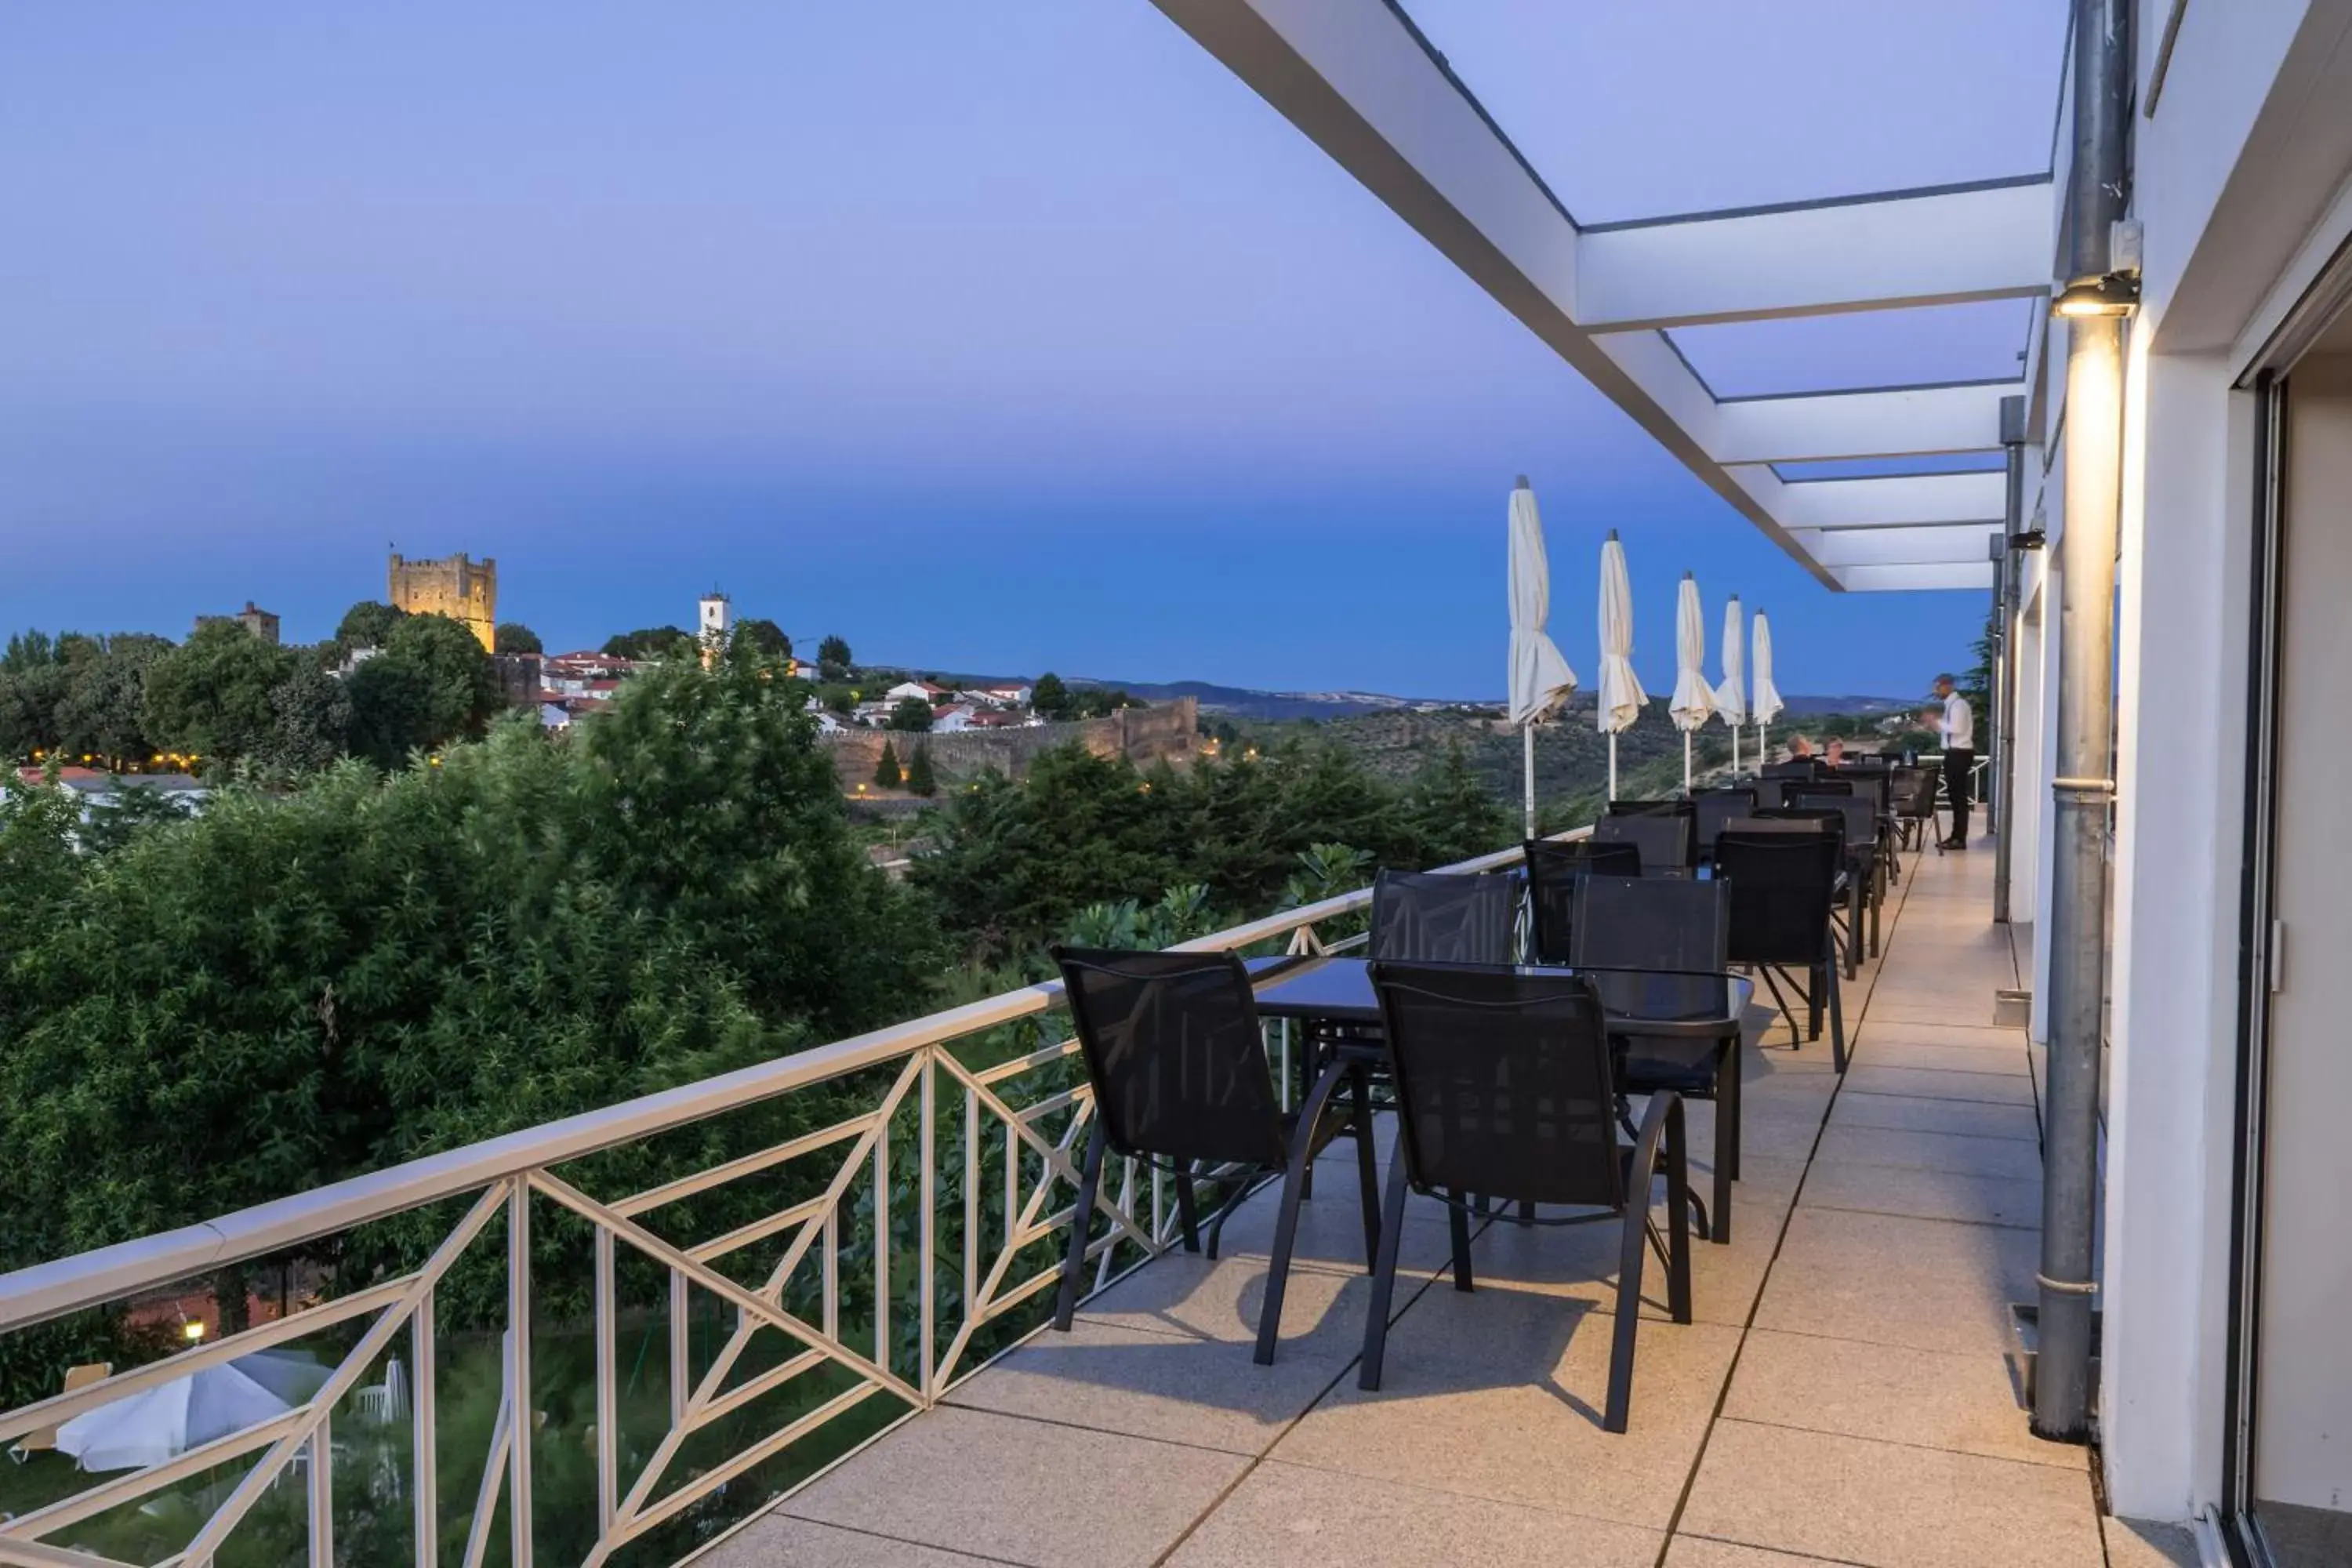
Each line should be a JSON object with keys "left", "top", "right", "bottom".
{"left": 1933, "top": 673, "right": 1956, "bottom": 689}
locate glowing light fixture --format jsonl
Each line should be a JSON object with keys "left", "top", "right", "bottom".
{"left": 183, "top": 1320, "right": 206, "bottom": 1343}
{"left": 2052, "top": 272, "right": 2139, "bottom": 318}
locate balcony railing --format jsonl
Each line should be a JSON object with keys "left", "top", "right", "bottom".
{"left": 0, "top": 833, "right": 1568, "bottom": 1568}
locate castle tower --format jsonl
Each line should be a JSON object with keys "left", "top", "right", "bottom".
{"left": 387, "top": 553, "right": 497, "bottom": 651}
{"left": 699, "top": 590, "right": 732, "bottom": 669}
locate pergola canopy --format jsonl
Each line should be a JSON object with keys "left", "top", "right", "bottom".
{"left": 1151, "top": 0, "right": 2065, "bottom": 590}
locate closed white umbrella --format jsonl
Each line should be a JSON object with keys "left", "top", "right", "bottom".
{"left": 1506, "top": 478, "right": 1578, "bottom": 837}
{"left": 1596, "top": 531, "right": 1646, "bottom": 799}
{"left": 56, "top": 1359, "right": 292, "bottom": 1472}
{"left": 1715, "top": 596, "right": 1748, "bottom": 779}
{"left": 1670, "top": 572, "right": 1711, "bottom": 790}
{"left": 1751, "top": 610, "right": 1784, "bottom": 762}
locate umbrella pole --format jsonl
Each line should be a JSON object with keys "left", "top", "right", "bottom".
{"left": 1731, "top": 726, "right": 1740, "bottom": 779}
{"left": 1523, "top": 724, "right": 1537, "bottom": 840}
{"left": 1608, "top": 733, "right": 1618, "bottom": 801}
{"left": 1683, "top": 732, "right": 1693, "bottom": 793}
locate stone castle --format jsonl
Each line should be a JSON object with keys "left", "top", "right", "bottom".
{"left": 387, "top": 553, "right": 496, "bottom": 651}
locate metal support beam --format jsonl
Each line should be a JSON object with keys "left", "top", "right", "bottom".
{"left": 1993, "top": 395, "right": 2028, "bottom": 922}
{"left": 1577, "top": 177, "right": 2053, "bottom": 332}
{"left": 2035, "top": 0, "right": 2132, "bottom": 1448}
{"left": 1708, "top": 380, "right": 2018, "bottom": 466}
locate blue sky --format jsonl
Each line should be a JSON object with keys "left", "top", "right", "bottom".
{"left": 0, "top": 3, "right": 2060, "bottom": 699}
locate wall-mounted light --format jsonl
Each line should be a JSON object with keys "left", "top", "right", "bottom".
{"left": 2053, "top": 272, "right": 2140, "bottom": 318}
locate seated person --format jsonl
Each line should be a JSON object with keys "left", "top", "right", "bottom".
{"left": 1787, "top": 734, "right": 1815, "bottom": 760}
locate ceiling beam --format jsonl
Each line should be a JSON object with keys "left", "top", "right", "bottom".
{"left": 1837, "top": 562, "right": 1998, "bottom": 591}
{"left": 1577, "top": 179, "right": 2054, "bottom": 332}
{"left": 1707, "top": 380, "right": 2020, "bottom": 465}
{"left": 1794, "top": 522, "right": 2003, "bottom": 568}
{"left": 1748, "top": 470, "right": 2007, "bottom": 531}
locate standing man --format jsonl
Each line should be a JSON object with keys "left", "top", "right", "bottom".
{"left": 1932, "top": 673, "right": 1976, "bottom": 848}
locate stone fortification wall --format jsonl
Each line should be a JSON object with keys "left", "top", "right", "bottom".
{"left": 822, "top": 697, "right": 1197, "bottom": 789}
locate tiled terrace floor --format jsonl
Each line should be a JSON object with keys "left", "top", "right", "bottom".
{"left": 707, "top": 848, "right": 2197, "bottom": 1568}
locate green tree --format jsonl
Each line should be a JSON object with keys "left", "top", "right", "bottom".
{"left": 735, "top": 618, "right": 792, "bottom": 662}
{"left": 603, "top": 626, "right": 693, "bottom": 661}
{"left": 56, "top": 633, "right": 172, "bottom": 766}
{"left": 904, "top": 744, "right": 937, "bottom": 797}
{"left": 335, "top": 600, "right": 407, "bottom": 651}
{"left": 495, "top": 622, "right": 543, "bottom": 655}
{"left": 873, "top": 740, "right": 902, "bottom": 789}
{"left": 254, "top": 663, "right": 353, "bottom": 775}
{"left": 888, "top": 695, "right": 935, "bottom": 732}
{"left": 819, "top": 684, "right": 858, "bottom": 716}
{"left": 1031, "top": 672, "right": 1071, "bottom": 720}
{"left": 141, "top": 621, "right": 299, "bottom": 767}
{"left": 346, "top": 614, "right": 500, "bottom": 768}
{"left": 817, "top": 633, "right": 853, "bottom": 683}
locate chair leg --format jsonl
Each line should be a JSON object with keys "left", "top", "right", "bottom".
{"left": 1806, "top": 960, "right": 1824, "bottom": 1041}
{"left": 1447, "top": 1195, "right": 1475, "bottom": 1292}
{"left": 1052, "top": 1122, "right": 1109, "bottom": 1331}
{"left": 1349, "top": 1065, "right": 1381, "bottom": 1272}
{"left": 1610, "top": 1093, "right": 1678, "bottom": 1433}
{"left": 1846, "top": 878, "right": 1862, "bottom": 980}
{"left": 1827, "top": 942, "right": 1848, "bottom": 1073}
{"left": 1712, "top": 1031, "right": 1738, "bottom": 1243}
{"left": 1517, "top": 1200, "right": 1536, "bottom": 1226}
{"left": 1664, "top": 1102, "right": 1694, "bottom": 1325}
{"left": 1174, "top": 1164, "right": 1202, "bottom": 1254}
{"left": 1356, "top": 1156, "right": 1414, "bottom": 1391}
{"left": 1255, "top": 1058, "right": 1353, "bottom": 1367}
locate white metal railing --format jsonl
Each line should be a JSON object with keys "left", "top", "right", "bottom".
{"left": 0, "top": 833, "right": 1571, "bottom": 1568}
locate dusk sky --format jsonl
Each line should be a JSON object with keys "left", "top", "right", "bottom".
{"left": 1, "top": 3, "right": 2063, "bottom": 699}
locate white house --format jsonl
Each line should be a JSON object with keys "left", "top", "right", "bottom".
{"left": 884, "top": 681, "right": 949, "bottom": 705}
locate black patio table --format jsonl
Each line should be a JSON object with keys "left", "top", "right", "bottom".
{"left": 1247, "top": 956, "right": 1753, "bottom": 1242}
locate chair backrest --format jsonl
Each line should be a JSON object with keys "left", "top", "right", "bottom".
{"left": 1715, "top": 832, "right": 1844, "bottom": 966}
{"left": 1754, "top": 805, "right": 1846, "bottom": 852}
{"left": 1889, "top": 766, "right": 1939, "bottom": 816}
{"left": 1722, "top": 815, "right": 1828, "bottom": 837}
{"left": 1795, "top": 776, "right": 1853, "bottom": 796}
{"left": 1369, "top": 963, "right": 1625, "bottom": 1210}
{"left": 1595, "top": 803, "right": 1697, "bottom": 870}
{"left": 18, "top": 1363, "right": 113, "bottom": 1455}
{"left": 1053, "top": 946, "right": 1287, "bottom": 1168}
{"left": 1691, "top": 789, "right": 1758, "bottom": 864}
{"left": 1760, "top": 759, "right": 1819, "bottom": 779}
{"left": 1523, "top": 839, "right": 1642, "bottom": 965}
{"left": 1789, "top": 790, "right": 1876, "bottom": 852}
{"left": 1566, "top": 873, "right": 1731, "bottom": 974}
{"left": 1369, "top": 868, "right": 1518, "bottom": 964}
{"left": 1748, "top": 775, "right": 1791, "bottom": 810}
{"left": 1839, "top": 772, "right": 1889, "bottom": 818}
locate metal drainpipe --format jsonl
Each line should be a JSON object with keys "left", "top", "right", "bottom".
{"left": 1992, "top": 394, "right": 2027, "bottom": 924}
{"left": 2034, "top": 0, "right": 2132, "bottom": 1445}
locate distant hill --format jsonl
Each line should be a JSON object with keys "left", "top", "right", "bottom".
{"left": 880, "top": 666, "right": 1915, "bottom": 724}
{"left": 1073, "top": 677, "right": 1914, "bottom": 724}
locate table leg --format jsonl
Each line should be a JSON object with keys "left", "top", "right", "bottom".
{"left": 1713, "top": 1032, "right": 1737, "bottom": 1245}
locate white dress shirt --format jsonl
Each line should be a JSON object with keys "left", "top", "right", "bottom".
{"left": 1941, "top": 691, "right": 1975, "bottom": 751}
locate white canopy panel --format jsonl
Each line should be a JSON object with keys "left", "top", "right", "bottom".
{"left": 1147, "top": 0, "right": 2057, "bottom": 590}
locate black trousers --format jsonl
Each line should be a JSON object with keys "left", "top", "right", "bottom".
{"left": 1943, "top": 747, "right": 1976, "bottom": 844}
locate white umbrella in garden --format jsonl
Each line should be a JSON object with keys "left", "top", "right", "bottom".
{"left": 1669, "top": 572, "right": 1711, "bottom": 791}
{"left": 1715, "top": 595, "right": 1748, "bottom": 778}
{"left": 1596, "top": 530, "right": 1646, "bottom": 799}
{"left": 55, "top": 1358, "right": 299, "bottom": 1472}
{"left": 1506, "top": 477, "right": 1577, "bottom": 837}
{"left": 1751, "top": 610, "right": 1784, "bottom": 762}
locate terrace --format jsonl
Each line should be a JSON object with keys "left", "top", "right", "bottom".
{"left": 0, "top": 839, "right": 2192, "bottom": 1568}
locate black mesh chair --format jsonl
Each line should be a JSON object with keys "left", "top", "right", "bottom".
{"left": 1596, "top": 800, "right": 1697, "bottom": 871}
{"left": 1791, "top": 789, "right": 1882, "bottom": 967}
{"left": 1749, "top": 775, "right": 1791, "bottom": 810}
{"left": 1715, "top": 832, "right": 1846, "bottom": 1071}
{"left": 1794, "top": 776, "right": 1853, "bottom": 796}
{"left": 1691, "top": 788, "right": 1758, "bottom": 866}
{"left": 1890, "top": 765, "right": 1942, "bottom": 853}
{"left": 1760, "top": 759, "right": 1820, "bottom": 779}
{"left": 1368, "top": 868, "right": 1518, "bottom": 964}
{"left": 1568, "top": 874, "right": 1743, "bottom": 1240}
{"left": 1362, "top": 963, "right": 1693, "bottom": 1432}
{"left": 1051, "top": 947, "right": 1377, "bottom": 1366}
{"left": 1523, "top": 838, "right": 1642, "bottom": 965}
